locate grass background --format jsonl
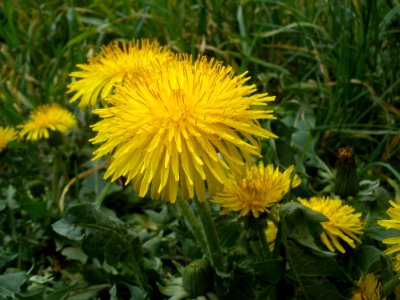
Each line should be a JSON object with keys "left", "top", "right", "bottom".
{"left": 2, "top": 0, "right": 399, "bottom": 166}
{"left": 0, "top": 0, "right": 400, "bottom": 298}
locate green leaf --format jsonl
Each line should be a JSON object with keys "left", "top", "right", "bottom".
{"left": 20, "top": 200, "right": 47, "bottom": 222}
{"left": 302, "top": 278, "right": 347, "bottom": 300}
{"left": 252, "top": 258, "right": 285, "bottom": 284}
{"left": 46, "top": 284, "right": 78, "bottom": 300}
{"left": 280, "top": 202, "right": 332, "bottom": 256}
{"left": 66, "top": 29, "right": 97, "bottom": 47}
{"left": 0, "top": 271, "right": 26, "bottom": 297}
{"left": 352, "top": 245, "right": 384, "bottom": 273}
{"left": 217, "top": 221, "right": 241, "bottom": 248}
{"left": 0, "top": 254, "right": 18, "bottom": 270}
{"left": 16, "top": 287, "right": 45, "bottom": 300}
{"left": 52, "top": 203, "right": 142, "bottom": 267}
{"left": 256, "top": 22, "right": 327, "bottom": 39}
{"left": 225, "top": 266, "right": 255, "bottom": 300}
{"left": 287, "top": 241, "right": 348, "bottom": 279}
{"left": 61, "top": 247, "right": 88, "bottom": 264}
{"left": 144, "top": 205, "right": 171, "bottom": 227}
{"left": 5, "top": 185, "right": 18, "bottom": 209}
{"left": 281, "top": 202, "right": 327, "bottom": 223}
{"left": 120, "top": 283, "right": 148, "bottom": 300}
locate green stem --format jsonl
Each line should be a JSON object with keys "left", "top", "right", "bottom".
{"left": 176, "top": 198, "right": 208, "bottom": 257}
{"left": 256, "top": 221, "right": 270, "bottom": 258}
{"left": 52, "top": 148, "right": 60, "bottom": 206}
{"left": 194, "top": 198, "right": 224, "bottom": 272}
{"left": 281, "top": 221, "right": 309, "bottom": 300}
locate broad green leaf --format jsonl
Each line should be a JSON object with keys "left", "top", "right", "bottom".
{"left": 0, "top": 254, "right": 18, "bottom": 270}
{"left": 16, "top": 287, "right": 45, "bottom": 300}
{"left": 280, "top": 202, "right": 332, "bottom": 256}
{"left": 258, "top": 285, "right": 278, "bottom": 300}
{"left": 224, "top": 267, "right": 255, "bottom": 300}
{"left": 217, "top": 221, "right": 241, "bottom": 248}
{"left": 302, "top": 278, "right": 347, "bottom": 300}
{"left": 61, "top": 247, "right": 88, "bottom": 264}
{"left": 144, "top": 205, "right": 173, "bottom": 227}
{"left": 120, "top": 282, "right": 148, "bottom": 300}
{"left": 20, "top": 200, "right": 47, "bottom": 222}
{"left": 352, "top": 245, "right": 384, "bottom": 273}
{"left": 281, "top": 202, "right": 327, "bottom": 224}
{"left": 287, "top": 241, "right": 348, "bottom": 279}
{"left": 46, "top": 284, "right": 78, "bottom": 300}
{"left": 0, "top": 271, "right": 26, "bottom": 298}
{"left": 52, "top": 203, "right": 142, "bottom": 267}
{"left": 252, "top": 258, "right": 285, "bottom": 284}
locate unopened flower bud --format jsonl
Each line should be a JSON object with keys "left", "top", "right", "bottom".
{"left": 334, "top": 147, "right": 359, "bottom": 198}
{"left": 182, "top": 259, "right": 214, "bottom": 297}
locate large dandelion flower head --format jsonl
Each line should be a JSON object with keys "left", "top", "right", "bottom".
{"left": 68, "top": 39, "right": 172, "bottom": 109}
{"left": 298, "top": 196, "right": 363, "bottom": 253}
{"left": 351, "top": 273, "right": 381, "bottom": 300}
{"left": 212, "top": 162, "right": 301, "bottom": 217}
{"left": 377, "top": 200, "right": 400, "bottom": 272}
{"left": 0, "top": 126, "right": 18, "bottom": 151}
{"left": 19, "top": 103, "right": 77, "bottom": 141}
{"left": 91, "top": 55, "right": 277, "bottom": 203}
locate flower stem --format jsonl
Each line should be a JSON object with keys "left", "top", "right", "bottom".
{"left": 245, "top": 216, "right": 270, "bottom": 258}
{"left": 176, "top": 198, "right": 208, "bottom": 257}
{"left": 281, "top": 221, "right": 309, "bottom": 299}
{"left": 256, "top": 221, "right": 270, "bottom": 258}
{"left": 194, "top": 198, "right": 224, "bottom": 273}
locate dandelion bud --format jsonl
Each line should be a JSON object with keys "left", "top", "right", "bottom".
{"left": 334, "top": 147, "right": 359, "bottom": 198}
{"left": 182, "top": 259, "right": 214, "bottom": 297}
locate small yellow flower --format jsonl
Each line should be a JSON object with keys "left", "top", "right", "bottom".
{"left": 351, "top": 273, "right": 382, "bottom": 300}
{"left": 0, "top": 126, "right": 18, "bottom": 151}
{"left": 265, "top": 217, "right": 279, "bottom": 252}
{"left": 377, "top": 200, "right": 400, "bottom": 272}
{"left": 68, "top": 39, "right": 172, "bottom": 109}
{"left": 19, "top": 103, "right": 77, "bottom": 141}
{"left": 298, "top": 196, "right": 363, "bottom": 253}
{"left": 212, "top": 163, "right": 300, "bottom": 217}
{"left": 91, "top": 55, "right": 277, "bottom": 202}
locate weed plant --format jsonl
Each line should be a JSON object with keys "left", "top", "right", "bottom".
{"left": 0, "top": 0, "right": 399, "bottom": 299}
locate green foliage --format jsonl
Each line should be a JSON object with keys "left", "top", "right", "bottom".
{"left": 0, "top": 271, "right": 26, "bottom": 299}
{"left": 0, "top": 0, "right": 399, "bottom": 298}
{"left": 52, "top": 203, "right": 142, "bottom": 267}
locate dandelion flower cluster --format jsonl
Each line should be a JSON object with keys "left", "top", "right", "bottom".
{"left": 90, "top": 55, "right": 277, "bottom": 202}
{"left": 68, "top": 39, "right": 172, "bottom": 109}
{"left": 19, "top": 103, "right": 77, "bottom": 141}
{"left": 351, "top": 273, "right": 381, "bottom": 300}
{"left": 298, "top": 196, "right": 363, "bottom": 253}
{"left": 212, "top": 163, "right": 300, "bottom": 217}
{"left": 0, "top": 126, "right": 18, "bottom": 151}
{"left": 377, "top": 200, "right": 400, "bottom": 272}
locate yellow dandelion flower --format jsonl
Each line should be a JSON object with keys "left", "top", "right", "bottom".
{"left": 0, "top": 126, "right": 18, "bottom": 151}
{"left": 212, "top": 162, "right": 300, "bottom": 217}
{"left": 68, "top": 39, "right": 172, "bottom": 109}
{"left": 265, "top": 218, "right": 279, "bottom": 252}
{"left": 90, "top": 55, "right": 277, "bottom": 202}
{"left": 298, "top": 196, "right": 363, "bottom": 253}
{"left": 351, "top": 273, "right": 382, "bottom": 300}
{"left": 19, "top": 103, "right": 77, "bottom": 141}
{"left": 377, "top": 200, "right": 400, "bottom": 272}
